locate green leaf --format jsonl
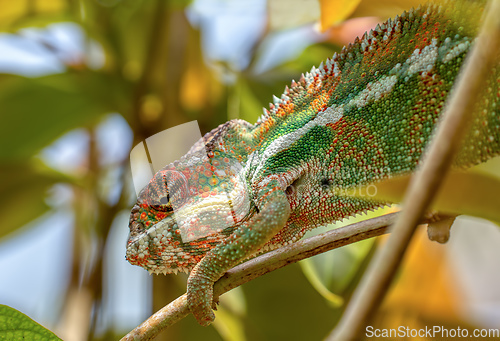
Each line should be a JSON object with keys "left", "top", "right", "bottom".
{"left": 268, "top": 0, "right": 320, "bottom": 30}
{"left": 300, "top": 258, "right": 344, "bottom": 307}
{"left": 0, "top": 162, "right": 69, "bottom": 239}
{"left": 0, "top": 0, "right": 71, "bottom": 32}
{"left": 213, "top": 289, "right": 246, "bottom": 341}
{"left": 230, "top": 78, "right": 265, "bottom": 122}
{"left": 0, "top": 72, "right": 121, "bottom": 161}
{"left": 0, "top": 305, "right": 61, "bottom": 340}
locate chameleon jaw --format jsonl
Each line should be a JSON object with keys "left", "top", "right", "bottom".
{"left": 126, "top": 198, "right": 242, "bottom": 275}
{"left": 126, "top": 216, "right": 197, "bottom": 275}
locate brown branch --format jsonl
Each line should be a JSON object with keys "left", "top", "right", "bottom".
{"left": 121, "top": 212, "right": 436, "bottom": 340}
{"left": 328, "top": 1, "right": 500, "bottom": 339}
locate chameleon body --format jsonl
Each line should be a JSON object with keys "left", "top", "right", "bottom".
{"left": 127, "top": 2, "right": 499, "bottom": 325}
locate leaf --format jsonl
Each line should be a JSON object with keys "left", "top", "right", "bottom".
{"left": 0, "top": 304, "right": 61, "bottom": 340}
{"left": 213, "top": 288, "right": 246, "bottom": 341}
{"left": 319, "top": 0, "right": 362, "bottom": 31}
{"left": 280, "top": 43, "right": 341, "bottom": 75}
{"left": 0, "top": 0, "right": 70, "bottom": 31}
{"left": 299, "top": 207, "right": 392, "bottom": 303}
{"left": 0, "top": 162, "right": 69, "bottom": 239}
{"left": 345, "top": 169, "right": 500, "bottom": 225}
{"left": 381, "top": 228, "right": 462, "bottom": 325}
{"left": 0, "top": 72, "right": 120, "bottom": 161}
{"left": 230, "top": 78, "right": 266, "bottom": 123}
{"left": 268, "top": 0, "right": 320, "bottom": 30}
{"left": 300, "top": 258, "right": 344, "bottom": 307}
{"left": 179, "top": 30, "right": 223, "bottom": 113}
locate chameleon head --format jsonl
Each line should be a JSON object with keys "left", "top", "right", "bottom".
{"left": 126, "top": 157, "right": 252, "bottom": 275}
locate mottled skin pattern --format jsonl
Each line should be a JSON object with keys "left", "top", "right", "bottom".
{"left": 127, "top": 2, "right": 500, "bottom": 325}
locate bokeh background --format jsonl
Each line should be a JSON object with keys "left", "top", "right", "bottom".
{"left": 0, "top": 0, "right": 499, "bottom": 340}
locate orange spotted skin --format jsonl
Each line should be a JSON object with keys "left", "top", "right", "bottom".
{"left": 126, "top": 2, "right": 499, "bottom": 325}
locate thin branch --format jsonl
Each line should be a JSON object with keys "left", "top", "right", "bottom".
{"left": 215, "top": 212, "right": 397, "bottom": 294}
{"left": 121, "top": 212, "right": 435, "bottom": 340}
{"left": 328, "top": 1, "right": 500, "bottom": 339}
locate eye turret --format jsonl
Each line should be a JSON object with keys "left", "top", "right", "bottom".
{"left": 145, "top": 169, "right": 188, "bottom": 212}
{"left": 159, "top": 195, "right": 170, "bottom": 205}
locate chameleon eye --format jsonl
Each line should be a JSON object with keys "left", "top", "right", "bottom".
{"left": 159, "top": 195, "right": 170, "bottom": 205}
{"left": 145, "top": 169, "right": 187, "bottom": 212}
{"left": 321, "top": 178, "right": 331, "bottom": 188}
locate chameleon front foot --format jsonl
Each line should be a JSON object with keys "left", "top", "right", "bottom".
{"left": 188, "top": 300, "right": 216, "bottom": 326}
{"left": 187, "top": 272, "right": 217, "bottom": 326}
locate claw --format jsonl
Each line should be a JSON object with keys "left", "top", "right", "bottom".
{"left": 188, "top": 300, "right": 216, "bottom": 326}
{"left": 187, "top": 273, "right": 217, "bottom": 326}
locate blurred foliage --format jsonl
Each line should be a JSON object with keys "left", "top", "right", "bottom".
{"left": 347, "top": 169, "right": 500, "bottom": 225}
{"left": 0, "top": 0, "right": 498, "bottom": 340}
{"left": 0, "top": 161, "right": 71, "bottom": 238}
{"left": 319, "top": 0, "right": 362, "bottom": 30}
{"left": 0, "top": 0, "right": 70, "bottom": 31}
{"left": 0, "top": 72, "right": 120, "bottom": 160}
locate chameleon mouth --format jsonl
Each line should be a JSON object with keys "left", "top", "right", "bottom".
{"left": 126, "top": 210, "right": 210, "bottom": 275}
{"left": 128, "top": 221, "right": 145, "bottom": 243}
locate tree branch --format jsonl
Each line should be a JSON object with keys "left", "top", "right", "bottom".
{"left": 121, "top": 212, "right": 436, "bottom": 340}
{"left": 328, "top": 1, "right": 500, "bottom": 339}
